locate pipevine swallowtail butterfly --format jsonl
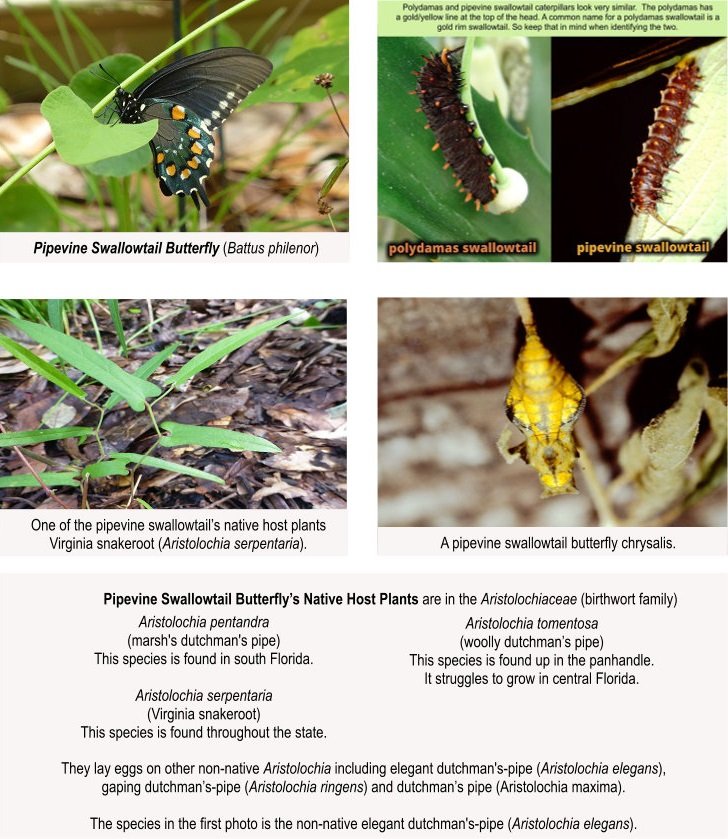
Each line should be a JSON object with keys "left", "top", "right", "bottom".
{"left": 113, "top": 47, "right": 273, "bottom": 208}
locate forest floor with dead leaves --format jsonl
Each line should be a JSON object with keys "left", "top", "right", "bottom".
{"left": 0, "top": 299, "right": 346, "bottom": 509}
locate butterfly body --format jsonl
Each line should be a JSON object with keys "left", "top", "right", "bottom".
{"left": 114, "top": 48, "right": 272, "bottom": 207}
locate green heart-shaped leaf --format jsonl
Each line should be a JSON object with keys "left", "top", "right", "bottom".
{"left": 41, "top": 85, "right": 157, "bottom": 166}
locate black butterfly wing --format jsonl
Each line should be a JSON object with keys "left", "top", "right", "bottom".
{"left": 117, "top": 48, "right": 272, "bottom": 207}
{"left": 142, "top": 100, "right": 215, "bottom": 207}
{"left": 133, "top": 47, "right": 272, "bottom": 131}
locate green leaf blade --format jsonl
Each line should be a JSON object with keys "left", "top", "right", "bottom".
{"left": 67, "top": 56, "right": 154, "bottom": 177}
{"left": 0, "top": 335, "right": 86, "bottom": 399}
{"left": 160, "top": 421, "right": 281, "bottom": 453}
{"left": 165, "top": 315, "right": 293, "bottom": 389}
{"left": 105, "top": 342, "right": 179, "bottom": 410}
{"left": 246, "top": 6, "right": 349, "bottom": 106}
{"left": 10, "top": 318, "right": 160, "bottom": 411}
{"left": 69, "top": 54, "right": 145, "bottom": 109}
{"left": 108, "top": 452, "right": 225, "bottom": 485}
{"left": 47, "top": 300, "right": 65, "bottom": 333}
{"left": 0, "top": 472, "right": 80, "bottom": 488}
{"left": 0, "top": 426, "right": 94, "bottom": 448}
{"left": 82, "top": 461, "right": 130, "bottom": 479}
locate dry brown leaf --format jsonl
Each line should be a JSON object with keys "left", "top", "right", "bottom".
{"left": 615, "top": 359, "right": 716, "bottom": 519}
{"left": 41, "top": 403, "right": 77, "bottom": 429}
{"left": 251, "top": 479, "right": 313, "bottom": 503}
{"left": 265, "top": 447, "right": 331, "bottom": 473}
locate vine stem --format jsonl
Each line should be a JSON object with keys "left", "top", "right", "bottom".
{"left": 0, "top": 0, "right": 263, "bottom": 199}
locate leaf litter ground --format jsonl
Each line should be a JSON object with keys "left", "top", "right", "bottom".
{"left": 0, "top": 299, "right": 346, "bottom": 510}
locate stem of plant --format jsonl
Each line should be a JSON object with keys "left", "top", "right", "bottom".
{"left": 18, "top": 447, "right": 77, "bottom": 471}
{"left": 126, "top": 439, "right": 161, "bottom": 507}
{"left": 0, "top": 0, "right": 265, "bottom": 198}
{"left": 94, "top": 405, "right": 107, "bottom": 457}
{"left": 126, "top": 307, "right": 185, "bottom": 346}
{"left": 146, "top": 402, "right": 163, "bottom": 440}
{"left": 146, "top": 300, "right": 154, "bottom": 338}
{"left": 326, "top": 90, "right": 348, "bottom": 138}
{"left": 83, "top": 299, "right": 103, "bottom": 352}
{"left": 577, "top": 444, "right": 618, "bottom": 527}
{"left": 151, "top": 387, "right": 175, "bottom": 410}
{"left": 127, "top": 474, "right": 143, "bottom": 508}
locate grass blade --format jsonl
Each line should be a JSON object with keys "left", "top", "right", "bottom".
{"left": 10, "top": 318, "right": 161, "bottom": 411}
{"left": 0, "top": 334, "right": 86, "bottom": 399}
{"left": 165, "top": 315, "right": 293, "bottom": 389}
{"left": 160, "top": 421, "right": 281, "bottom": 453}
{"left": 62, "top": 6, "right": 105, "bottom": 61}
{"left": 248, "top": 6, "right": 287, "bottom": 50}
{"left": 4, "top": 1, "right": 73, "bottom": 79}
{"left": 0, "top": 427, "right": 93, "bottom": 447}
{"left": 47, "top": 299, "right": 65, "bottom": 332}
{"left": 108, "top": 300, "right": 128, "bottom": 356}
{"left": 4, "top": 56, "right": 61, "bottom": 92}
{"left": 50, "top": 0, "right": 79, "bottom": 71}
{"left": 109, "top": 452, "right": 225, "bottom": 484}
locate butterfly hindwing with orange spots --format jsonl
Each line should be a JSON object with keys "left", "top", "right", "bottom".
{"left": 114, "top": 47, "right": 272, "bottom": 208}
{"left": 142, "top": 101, "right": 215, "bottom": 204}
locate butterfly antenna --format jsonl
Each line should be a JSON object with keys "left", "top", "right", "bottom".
{"left": 97, "top": 63, "right": 122, "bottom": 86}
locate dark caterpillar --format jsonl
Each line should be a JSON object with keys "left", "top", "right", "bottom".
{"left": 630, "top": 58, "right": 701, "bottom": 232}
{"left": 414, "top": 47, "right": 498, "bottom": 210}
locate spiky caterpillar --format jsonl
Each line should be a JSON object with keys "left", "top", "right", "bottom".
{"left": 414, "top": 47, "right": 498, "bottom": 210}
{"left": 630, "top": 58, "right": 701, "bottom": 233}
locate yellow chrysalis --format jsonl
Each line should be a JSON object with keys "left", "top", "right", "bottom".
{"left": 499, "top": 322, "right": 586, "bottom": 497}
